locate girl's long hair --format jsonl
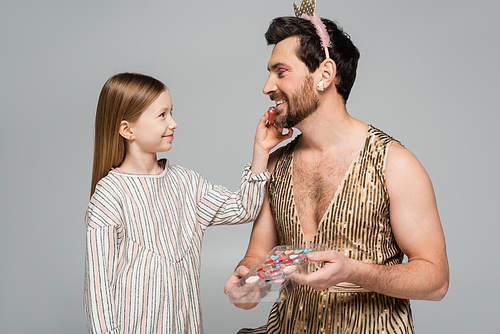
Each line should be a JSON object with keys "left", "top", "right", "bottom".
{"left": 90, "top": 72, "right": 166, "bottom": 197}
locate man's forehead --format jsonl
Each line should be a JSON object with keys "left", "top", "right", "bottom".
{"left": 267, "top": 36, "right": 301, "bottom": 70}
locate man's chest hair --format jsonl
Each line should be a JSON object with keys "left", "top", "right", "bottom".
{"left": 292, "top": 150, "right": 356, "bottom": 223}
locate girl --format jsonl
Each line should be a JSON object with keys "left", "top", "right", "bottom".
{"left": 84, "top": 72, "right": 292, "bottom": 334}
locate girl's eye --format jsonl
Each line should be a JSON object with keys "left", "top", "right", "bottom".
{"left": 159, "top": 112, "right": 165, "bottom": 117}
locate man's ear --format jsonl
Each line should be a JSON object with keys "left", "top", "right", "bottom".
{"left": 119, "top": 120, "right": 134, "bottom": 141}
{"left": 320, "top": 58, "right": 337, "bottom": 90}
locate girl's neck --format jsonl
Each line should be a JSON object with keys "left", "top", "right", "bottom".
{"left": 118, "top": 153, "right": 162, "bottom": 175}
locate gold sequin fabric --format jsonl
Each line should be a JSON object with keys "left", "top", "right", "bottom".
{"left": 239, "top": 126, "right": 414, "bottom": 334}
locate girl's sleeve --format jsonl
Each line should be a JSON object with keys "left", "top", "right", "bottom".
{"left": 196, "top": 163, "right": 270, "bottom": 228}
{"left": 84, "top": 185, "right": 121, "bottom": 334}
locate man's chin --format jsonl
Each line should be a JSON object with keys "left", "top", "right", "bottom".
{"left": 274, "top": 118, "right": 292, "bottom": 129}
{"left": 278, "top": 115, "right": 302, "bottom": 129}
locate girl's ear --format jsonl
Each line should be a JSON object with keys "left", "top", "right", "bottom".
{"left": 119, "top": 120, "right": 134, "bottom": 141}
{"left": 320, "top": 58, "right": 337, "bottom": 91}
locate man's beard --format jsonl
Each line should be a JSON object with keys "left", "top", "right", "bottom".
{"left": 272, "top": 75, "right": 319, "bottom": 128}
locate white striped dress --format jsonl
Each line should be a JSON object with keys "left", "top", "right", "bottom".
{"left": 84, "top": 159, "right": 269, "bottom": 334}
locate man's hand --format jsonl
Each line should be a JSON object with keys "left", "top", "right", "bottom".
{"left": 224, "top": 266, "right": 260, "bottom": 310}
{"left": 291, "top": 250, "right": 352, "bottom": 291}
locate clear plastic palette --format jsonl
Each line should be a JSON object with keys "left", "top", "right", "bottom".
{"left": 227, "top": 244, "right": 327, "bottom": 304}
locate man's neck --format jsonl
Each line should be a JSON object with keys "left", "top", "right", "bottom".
{"left": 295, "top": 96, "right": 367, "bottom": 154}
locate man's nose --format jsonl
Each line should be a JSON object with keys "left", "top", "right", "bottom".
{"left": 262, "top": 76, "right": 276, "bottom": 96}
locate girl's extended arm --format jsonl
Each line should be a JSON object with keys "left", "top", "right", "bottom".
{"left": 196, "top": 110, "right": 292, "bottom": 229}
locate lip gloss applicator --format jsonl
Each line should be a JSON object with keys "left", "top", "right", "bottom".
{"left": 268, "top": 106, "right": 276, "bottom": 125}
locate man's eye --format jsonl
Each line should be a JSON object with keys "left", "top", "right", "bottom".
{"left": 277, "top": 68, "right": 288, "bottom": 76}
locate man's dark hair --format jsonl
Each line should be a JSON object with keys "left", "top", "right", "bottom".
{"left": 265, "top": 16, "right": 360, "bottom": 103}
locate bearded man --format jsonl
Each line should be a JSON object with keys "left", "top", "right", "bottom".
{"left": 224, "top": 16, "right": 449, "bottom": 334}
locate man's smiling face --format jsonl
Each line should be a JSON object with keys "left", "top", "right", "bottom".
{"left": 263, "top": 36, "right": 319, "bottom": 128}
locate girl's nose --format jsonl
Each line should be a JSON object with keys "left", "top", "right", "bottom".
{"left": 169, "top": 119, "right": 178, "bottom": 130}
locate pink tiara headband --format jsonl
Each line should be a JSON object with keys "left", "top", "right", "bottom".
{"left": 293, "top": 0, "right": 331, "bottom": 59}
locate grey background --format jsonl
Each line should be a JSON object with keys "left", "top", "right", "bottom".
{"left": 1, "top": 0, "right": 498, "bottom": 333}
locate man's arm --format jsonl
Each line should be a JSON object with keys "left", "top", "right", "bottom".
{"left": 224, "top": 149, "right": 282, "bottom": 309}
{"left": 237, "top": 190, "right": 280, "bottom": 269}
{"left": 292, "top": 143, "right": 449, "bottom": 301}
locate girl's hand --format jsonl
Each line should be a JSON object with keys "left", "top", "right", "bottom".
{"left": 250, "top": 107, "right": 293, "bottom": 174}
{"left": 254, "top": 107, "right": 293, "bottom": 154}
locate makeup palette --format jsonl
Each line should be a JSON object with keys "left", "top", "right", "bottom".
{"left": 227, "top": 244, "right": 327, "bottom": 304}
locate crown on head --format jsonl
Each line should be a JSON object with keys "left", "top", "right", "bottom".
{"left": 293, "top": 0, "right": 316, "bottom": 17}
{"left": 293, "top": 0, "right": 331, "bottom": 59}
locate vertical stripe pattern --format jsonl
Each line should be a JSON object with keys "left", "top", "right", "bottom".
{"left": 84, "top": 160, "right": 269, "bottom": 334}
{"left": 240, "top": 126, "right": 414, "bottom": 334}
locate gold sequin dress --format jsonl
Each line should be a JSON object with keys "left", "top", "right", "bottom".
{"left": 239, "top": 126, "right": 414, "bottom": 334}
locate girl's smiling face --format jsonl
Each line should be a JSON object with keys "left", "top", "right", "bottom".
{"left": 129, "top": 90, "right": 177, "bottom": 154}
